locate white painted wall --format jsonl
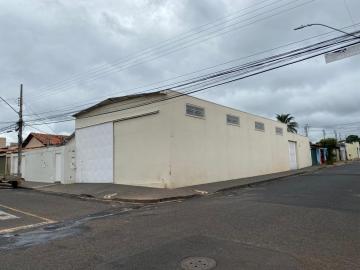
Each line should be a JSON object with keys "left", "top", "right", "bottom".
{"left": 12, "top": 147, "right": 63, "bottom": 183}
{"left": 63, "top": 136, "right": 76, "bottom": 184}
{"left": 76, "top": 122, "right": 113, "bottom": 183}
{"left": 75, "top": 92, "right": 312, "bottom": 188}
{"left": 10, "top": 138, "right": 76, "bottom": 184}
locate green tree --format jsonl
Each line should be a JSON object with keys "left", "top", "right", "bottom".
{"left": 319, "top": 138, "right": 337, "bottom": 164}
{"left": 276, "top": 114, "right": 298, "bottom": 133}
{"left": 346, "top": 135, "right": 359, "bottom": 143}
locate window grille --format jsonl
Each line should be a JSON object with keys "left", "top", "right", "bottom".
{"left": 186, "top": 104, "right": 205, "bottom": 118}
{"left": 255, "top": 121, "right": 265, "bottom": 131}
{"left": 226, "top": 114, "right": 240, "bottom": 125}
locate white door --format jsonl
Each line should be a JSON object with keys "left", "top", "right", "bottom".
{"left": 76, "top": 122, "right": 113, "bottom": 183}
{"left": 340, "top": 148, "right": 346, "bottom": 161}
{"left": 288, "top": 141, "right": 298, "bottom": 170}
{"left": 55, "top": 153, "right": 62, "bottom": 182}
{"left": 21, "top": 155, "right": 25, "bottom": 179}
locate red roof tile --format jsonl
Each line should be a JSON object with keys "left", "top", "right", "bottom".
{"left": 23, "top": 133, "right": 69, "bottom": 148}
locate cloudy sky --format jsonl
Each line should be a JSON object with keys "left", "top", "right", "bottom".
{"left": 0, "top": 0, "right": 359, "bottom": 143}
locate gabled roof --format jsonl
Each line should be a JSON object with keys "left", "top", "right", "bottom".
{"left": 22, "top": 133, "right": 69, "bottom": 148}
{"left": 73, "top": 91, "right": 166, "bottom": 118}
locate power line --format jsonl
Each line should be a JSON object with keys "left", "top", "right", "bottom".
{"left": 28, "top": 35, "right": 360, "bottom": 125}
{"left": 27, "top": 0, "right": 316, "bottom": 102}
{"left": 25, "top": 25, "right": 360, "bottom": 122}
{"left": 21, "top": 22, "right": 360, "bottom": 123}
{"left": 27, "top": 0, "right": 297, "bottom": 98}
{"left": 26, "top": 35, "right": 360, "bottom": 126}
{"left": 0, "top": 96, "right": 18, "bottom": 115}
{"left": 24, "top": 102, "right": 56, "bottom": 134}
{"left": 29, "top": 0, "right": 283, "bottom": 96}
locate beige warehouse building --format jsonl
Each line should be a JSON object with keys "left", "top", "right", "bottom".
{"left": 74, "top": 91, "right": 312, "bottom": 188}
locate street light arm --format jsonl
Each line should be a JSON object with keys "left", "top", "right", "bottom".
{"left": 294, "top": 23, "right": 360, "bottom": 39}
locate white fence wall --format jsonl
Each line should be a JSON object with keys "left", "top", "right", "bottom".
{"left": 10, "top": 139, "right": 75, "bottom": 184}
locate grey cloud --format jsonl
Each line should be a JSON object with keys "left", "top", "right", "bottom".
{"left": 0, "top": 0, "right": 360, "bottom": 143}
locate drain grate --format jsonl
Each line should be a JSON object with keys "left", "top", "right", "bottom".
{"left": 181, "top": 257, "right": 216, "bottom": 270}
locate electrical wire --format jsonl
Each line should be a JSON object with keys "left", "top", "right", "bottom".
{"left": 26, "top": 34, "right": 360, "bottom": 126}
{"left": 28, "top": 0, "right": 315, "bottom": 102}
{"left": 22, "top": 22, "right": 360, "bottom": 122}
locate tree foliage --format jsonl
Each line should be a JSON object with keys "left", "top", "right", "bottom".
{"left": 276, "top": 114, "right": 298, "bottom": 133}
{"left": 319, "top": 138, "right": 337, "bottom": 164}
{"left": 346, "top": 135, "right": 360, "bottom": 143}
{"left": 319, "top": 138, "right": 337, "bottom": 148}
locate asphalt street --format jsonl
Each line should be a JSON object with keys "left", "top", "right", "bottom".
{"left": 0, "top": 162, "right": 359, "bottom": 270}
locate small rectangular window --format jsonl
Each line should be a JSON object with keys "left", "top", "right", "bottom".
{"left": 186, "top": 104, "right": 205, "bottom": 118}
{"left": 255, "top": 121, "right": 265, "bottom": 131}
{"left": 275, "top": 127, "right": 283, "bottom": 135}
{"left": 226, "top": 114, "right": 239, "bottom": 126}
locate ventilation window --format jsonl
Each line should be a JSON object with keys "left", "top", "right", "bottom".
{"left": 275, "top": 127, "right": 283, "bottom": 135}
{"left": 226, "top": 114, "right": 239, "bottom": 126}
{"left": 255, "top": 121, "right": 265, "bottom": 131}
{"left": 186, "top": 104, "right": 205, "bottom": 118}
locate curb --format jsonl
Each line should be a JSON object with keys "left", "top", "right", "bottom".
{"left": 19, "top": 186, "right": 126, "bottom": 204}
{"left": 215, "top": 165, "right": 329, "bottom": 193}
{"left": 18, "top": 162, "right": 349, "bottom": 204}
{"left": 108, "top": 193, "right": 201, "bottom": 204}
{"left": 19, "top": 185, "right": 201, "bottom": 204}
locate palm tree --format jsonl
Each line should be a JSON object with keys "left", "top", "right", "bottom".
{"left": 276, "top": 114, "right": 298, "bottom": 133}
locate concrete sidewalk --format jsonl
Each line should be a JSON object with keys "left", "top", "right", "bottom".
{"left": 20, "top": 164, "right": 342, "bottom": 203}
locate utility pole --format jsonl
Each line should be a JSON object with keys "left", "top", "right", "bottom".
{"left": 334, "top": 130, "right": 338, "bottom": 141}
{"left": 304, "top": 124, "right": 310, "bottom": 137}
{"left": 17, "top": 84, "right": 23, "bottom": 177}
{"left": 322, "top": 129, "right": 326, "bottom": 140}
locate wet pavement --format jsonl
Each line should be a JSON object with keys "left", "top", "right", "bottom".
{"left": 0, "top": 162, "right": 359, "bottom": 269}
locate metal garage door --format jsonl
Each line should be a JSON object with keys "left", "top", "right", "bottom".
{"left": 288, "top": 141, "right": 298, "bottom": 170}
{"left": 76, "top": 122, "right": 113, "bottom": 183}
{"left": 113, "top": 112, "right": 166, "bottom": 187}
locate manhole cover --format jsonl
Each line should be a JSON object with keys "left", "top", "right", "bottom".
{"left": 181, "top": 257, "right": 216, "bottom": 270}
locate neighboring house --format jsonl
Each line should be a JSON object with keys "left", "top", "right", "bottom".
{"left": 0, "top": 148, "right": 7, "bottom": 177}
{"left": 23, "top": 133, "right": 69, "bottom": 149}
{"left": 10, "top": 133, "right": 76, "bottom": 184}
{"left": 74, "top": 90, "right": 312, "bottom": 188}
{"left": 0, "top": 137, "right": 6, "bottom": 148}
{"left": 339, "top": 141, "right": 360, "bottom": 160}
{"left": 310, "top": 144, "right": 328, "bottom": 165}
{"left": 0, "top": 145, "right": 18, "bottom": 178}
{"left": 0, "top": 137, "right": 8, "bottom": 177}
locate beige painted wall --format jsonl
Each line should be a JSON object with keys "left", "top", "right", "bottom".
{"left": 25, "top": 137, "right": 44, "bottom": 149}
{"left": 345, "top": 142, "right": 360, "bottom": 160}
{"left": 76, "top": 94, "right": 168, "bottom": 129}
{"left": 162, "top": 95, "right": 311, "bottom": 188}
{"left": 75, "top": 93, "right": 312, "bottom": 188}
{"left": 113, "top": 112, "right": 171, "bottom": 188}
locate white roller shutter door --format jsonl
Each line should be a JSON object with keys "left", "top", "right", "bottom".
{"left": 76, "top": 122, "right": 113, "bottom": 183}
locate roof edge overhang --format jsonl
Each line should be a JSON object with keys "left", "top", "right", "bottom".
{"left": 72, "top": 91, "right": 168, "bottom": 118}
